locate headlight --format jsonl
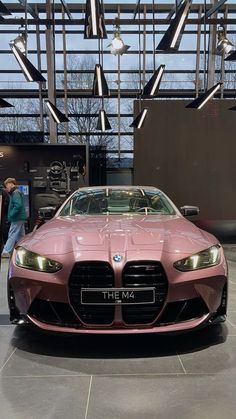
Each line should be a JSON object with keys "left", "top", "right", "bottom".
{"left": 15, "top": 246, "right": 62, "bottom": 273}
{"left": 173, "top": 245, "right": 221, "bottom": 271}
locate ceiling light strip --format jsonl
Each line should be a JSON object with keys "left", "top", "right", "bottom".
{"left": 97, "top": 65, "right": 103, "bottom": 96}
{"left": 12, "top": 45, "right": 33, "bottom": 82}
{"left": 197, "top": 84, "right": 221, "bottom": 109}
{"left": 90, "top": 0, "right": 98, "bottom": 36}
{"left": 170, "top": 1, "right": 190, "bottom": 49}
{"left": 150, "top": 66, "right": 165, "bottom": 96}
{"left": 138, "top": 108, "right": 148, "bottom": 128}
{"left": 46, "top": 101, "right": 60, "bottom": 123}
{"left": 101, "top": 110, "right": 105, "bottom": 131}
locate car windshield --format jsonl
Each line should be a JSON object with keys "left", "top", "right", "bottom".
{"left": 59, "top": 188, "right": 176, "bottom": 216}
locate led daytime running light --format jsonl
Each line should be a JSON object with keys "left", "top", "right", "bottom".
{"left": 15, "top": 246, "right": 62, "bottom": 273}
{"left": 174, "top": 245, "right": 221, "bottom": 271}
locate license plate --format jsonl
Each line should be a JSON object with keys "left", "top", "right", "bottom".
{"left": 81, "top": 288, "right": 155, "bottom": 305}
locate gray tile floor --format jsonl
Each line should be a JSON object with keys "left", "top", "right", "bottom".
{"left": 0, "top": 246, "right": 236, "bottom": 419}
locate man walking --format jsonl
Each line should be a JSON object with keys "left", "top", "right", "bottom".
{"left": 1, "top": 178, "right": 27, "bottom": 258}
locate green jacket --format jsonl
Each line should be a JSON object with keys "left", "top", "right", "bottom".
{"left": 8, "top": 188, "right": 27, "bottom": 222}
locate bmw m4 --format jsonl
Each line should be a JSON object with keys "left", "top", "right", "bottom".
{"left": 8, "top": 186, "right": 228, "bottom": 334}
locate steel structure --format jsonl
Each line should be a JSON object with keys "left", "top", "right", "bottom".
{"left": 0, "top": 1, "right": 236, "bottom": 158}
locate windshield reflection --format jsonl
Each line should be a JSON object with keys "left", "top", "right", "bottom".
{"left": 59, "top": 188, "right": 176, "bottom": 216}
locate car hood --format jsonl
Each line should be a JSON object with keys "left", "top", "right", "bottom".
{"left": 20, "top": 215, "right": 217, "bottom": 257}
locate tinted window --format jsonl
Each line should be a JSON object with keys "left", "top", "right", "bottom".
{"left": 59, "top": 188, "right": 175, "bottom": 216}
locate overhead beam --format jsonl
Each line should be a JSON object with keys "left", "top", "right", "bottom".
{"left": 1, "top": 68, "right": 235, "bottom": 74}
{"left": 166, "top": 0, "right": 183, "bottom": 20}
{"left": 0, "top": 88, "right": 234, "bottom": 99}
{"left": 0, "top": 0, "right": 11, "bottom": 16}
{"left": 202, "top": 0, "right": 227, "bottom": 20}
{"left": 45, "top": 0, "right": 57, "bottom": 143}
{"left": 3, "top": 3, "right": 236, "bottom": 16}
{"left": 60, "top": 0, "right": 73, "bottom": 20}
{"left": 1, "top": 17, "right": 236, "bottom": 26}
{"left": 133, "top": 0, "right": 141, "bottom": 19}
{"left": 17, "top": 0, "right": 39, "bottom": 19}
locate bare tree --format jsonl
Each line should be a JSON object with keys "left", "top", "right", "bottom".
{"left": 58, "top": 55, "right": 117, "bottom": 148}
{"left": 0, "top": 84, "right": 42, "bottom": 132}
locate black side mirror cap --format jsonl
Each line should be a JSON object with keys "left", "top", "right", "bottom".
{"left": 38, "top": 206, "right": 57, "bottom": 220}
{"left": 180, "top": 205, "right": 200, "bottom": 217}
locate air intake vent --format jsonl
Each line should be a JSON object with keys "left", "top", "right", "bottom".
{"left": 69, "top": 262, "right": 115, "bottom": 325}
{"left": 157, "top": 298, "right": 209, "bottom": 326}
{"left": 28, "top": 299, "right": 80, "bottom": 328}
{"left": 122, "top": 262, "right": 168, "bottom": 324}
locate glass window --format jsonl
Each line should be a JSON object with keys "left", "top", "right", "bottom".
{"left": 59, "top": 187, "right": 176, "bottom": 215}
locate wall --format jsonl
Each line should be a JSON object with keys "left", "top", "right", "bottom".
{"left": 133, "top": 100, "right": 236, "bottom": 237}
{"left": 106, "top": 169, "right": 133, "bottom": 185}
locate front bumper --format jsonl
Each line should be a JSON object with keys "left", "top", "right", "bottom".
{"left": 8, "top": 259, "right": 227, "bottom": 334}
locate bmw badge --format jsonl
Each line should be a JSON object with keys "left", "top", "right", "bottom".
{"left": 113, "top": 254, "right": 122, "bottom": 262}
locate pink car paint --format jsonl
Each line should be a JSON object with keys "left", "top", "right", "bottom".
{"left": 8, "top": 186, "right": 228, "bottom": 334}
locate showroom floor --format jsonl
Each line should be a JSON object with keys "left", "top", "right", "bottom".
{"left": 1, "top": 246, "right": 236, "bottom": 419}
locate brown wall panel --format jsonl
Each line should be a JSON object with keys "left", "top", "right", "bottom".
{"left": 134, "top": 100, "right": 236, "bottom": 220}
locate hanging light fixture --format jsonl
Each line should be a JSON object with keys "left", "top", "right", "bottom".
{"left": 84, "top": 0, "right": 107, "bottom": 39}
{"left": 217, "top": 37, "right": 234, "bottom": 55}
{"left": 92, "top": 64, "right": 109, "bottom": 97}
{"left": 109, "top": 23, "right": 130, "bottom": 56}
{"left": 0, "top": 0, "right": 11, "bottom": 16}
{"left": 0, "top": 98, "right": 14, "bottom": 108}
{"left": 45, "top": 100, "right": 69, "bottom": 123}
{"left": 10, "top": 44, "right": 46, "bottom": 83}
{"left": 10, "top": 34, "right": 26, "bottom": 54}
{"left": 97, "top": 109, "right": 111, "bottom": 131}
{"left": 156, "top": 0, "right": 191, "bottom": 51}
{"left": 142, "top": 65, "right": 165, "bottom": 98}
{"left": 9, "top": 20, "right": 27, "bottom": 53}
{"left": 186, "top": 82, "right": 222, "bottom": 109}
{"left": 216, "top": 24, "right": 234, "bottom": 56}
{"left": 130, "top": 108, "right": 148, "bottom": 129}
{"left": 225, "top": 50, "right": 236, "bottom": 61}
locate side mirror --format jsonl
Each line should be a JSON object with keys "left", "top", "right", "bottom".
{"left": 33, "top": 206, "right": 58, "bottom": 231}
{"left": 180, "top": 205, "right": 199, "bottom": 217}
{"left": 38, "top": 206, "right": 57, "bottom": 220}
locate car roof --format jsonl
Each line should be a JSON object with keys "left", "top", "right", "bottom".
{"left": 76, "top": 186, "right": 161, "bottom": 192}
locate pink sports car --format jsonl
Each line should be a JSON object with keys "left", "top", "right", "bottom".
{"left": 8, "top": 186, "right": 228, "bottom": 334}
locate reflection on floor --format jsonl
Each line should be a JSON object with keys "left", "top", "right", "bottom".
{"left": 0, "top": 247, "right": 236, "bottom": 419}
